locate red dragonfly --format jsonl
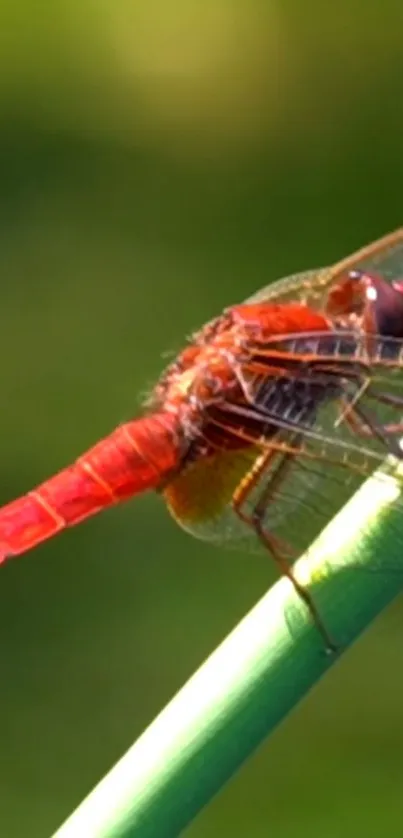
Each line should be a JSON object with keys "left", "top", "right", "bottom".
{"left": 2, "top": 228, "right": 403, "bottom": 648}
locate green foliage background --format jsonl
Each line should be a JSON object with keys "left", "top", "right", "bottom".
{"left": 0, "top": 2, "right": 403, "bottom": 835}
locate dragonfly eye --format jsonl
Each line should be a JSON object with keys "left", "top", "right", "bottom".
{"left": 348, "top": 270, "right": 363, "bottom": 281}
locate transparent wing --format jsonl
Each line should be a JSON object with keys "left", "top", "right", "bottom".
{"left": 246, "top": 227, "right": 403, "bottom": 307}
{"left": 165, "top": 229, "right": 403, "bottom": 573}
{"left": 164, "top": 327, "right": 403, "bottom": 574}
{"left": 209, "top": 328, "right": 403, "bottom": 559}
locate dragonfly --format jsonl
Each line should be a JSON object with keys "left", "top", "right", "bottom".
{"left": 1, "top": 227, "right": 403, "bottom": 650}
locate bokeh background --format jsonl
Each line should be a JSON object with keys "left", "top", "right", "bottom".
{"left": 1, "top": 2, "right": 403, "bottom": 835}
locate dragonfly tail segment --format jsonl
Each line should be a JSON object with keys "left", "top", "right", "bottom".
{"left": 0, "top": 412, "right": 181, "bottom": 563}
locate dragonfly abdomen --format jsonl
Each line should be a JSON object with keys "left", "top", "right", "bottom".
{"left": 0, "top": 413, "right": 181, "bottom": 562}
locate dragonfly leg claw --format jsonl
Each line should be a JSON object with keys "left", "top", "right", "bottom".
{"left": 251, "top": 511, "right": 338, "bottom": 654}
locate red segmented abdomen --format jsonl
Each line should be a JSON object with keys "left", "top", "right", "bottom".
{"left": 0, "top": 411, "right": 181, "bottom": 562}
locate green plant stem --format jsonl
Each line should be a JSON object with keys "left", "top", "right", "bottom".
{"left": 52, "top": 461, "right": 403, "bottom": 838}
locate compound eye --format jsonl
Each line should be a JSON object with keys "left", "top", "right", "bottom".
{"left": 348, "top": 269, "right": 363, "bottom": 281}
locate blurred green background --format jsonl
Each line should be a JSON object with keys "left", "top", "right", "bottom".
{"left": 1, "top": 2, "right": 403, "bottom": 835}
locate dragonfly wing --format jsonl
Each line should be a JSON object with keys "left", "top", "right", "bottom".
{"left": 163, "top": 445, "right": 263, "bottom": 547}
{"left": 164, "top": 326, "right": 403, "bottom": 571}
{"left": 246, "top": 269, "right": 327, "bottom": 306}
{"left": 166, "top": 229, "right": 403, "bottom": 566}
{"left": 246, "top": 228, "right": 403, "bottom": 307}
{"left": 203, "top": 326, "right": 403, "bottom": 563}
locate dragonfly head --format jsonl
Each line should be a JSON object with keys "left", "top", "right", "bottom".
{"left": 326, "top": 268, "right": 403, "bottom": 339}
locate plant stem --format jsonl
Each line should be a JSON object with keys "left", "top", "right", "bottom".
{"left": 52, "top": 460, "right": 403, "bottom": 838}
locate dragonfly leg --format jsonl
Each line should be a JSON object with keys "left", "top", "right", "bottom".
{"left": 364, "top": 389, "right": 403, "bottom": 438}
{"left": 232, "top": 449, "right": 337, "bottom": 653}
{"left": 366, "top": 388, "right": 403, "bottom": 408}
{"left": 344, "top": 403, "right": 403, "bottom": 458}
